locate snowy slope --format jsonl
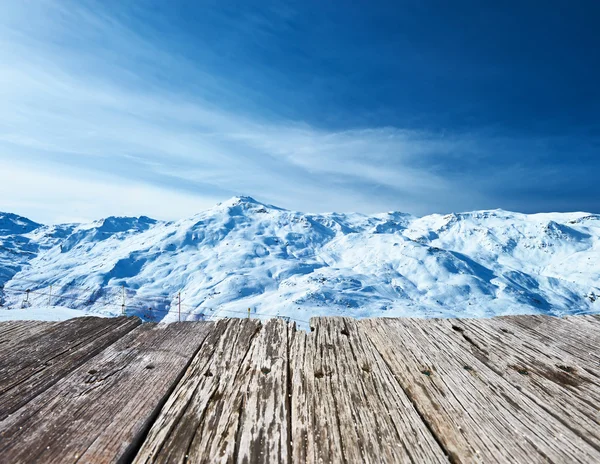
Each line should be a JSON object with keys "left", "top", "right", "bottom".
{"left": 1, "top": 197, "right": 599, "bottom": 326}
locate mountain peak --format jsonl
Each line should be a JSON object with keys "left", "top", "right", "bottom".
{"left": 99, "top": 215, "right": 157, "bottom": 231}
{"left": 217, "top": 196, "right": 285, "bottom": 212}
{"left": 233, "top": 195, "right": 259, "bottom": 203}
{"left": 0, "top": 212, "right": 42, "bottom": 235}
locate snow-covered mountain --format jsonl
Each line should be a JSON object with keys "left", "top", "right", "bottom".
{"left": 1, "top": 196, "right": 599, "bottom": 326}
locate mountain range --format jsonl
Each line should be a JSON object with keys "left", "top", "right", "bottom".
{"left": 1, "top": 196, "right": 599, "bottom": 326}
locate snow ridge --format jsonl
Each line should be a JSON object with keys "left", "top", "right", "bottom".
{"left": 1, "top": 197, "right": 599, "bottom": 325}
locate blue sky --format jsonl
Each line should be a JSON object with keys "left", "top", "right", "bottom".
{"left": 0, "top": 0, "right": 598, "bottom": 223}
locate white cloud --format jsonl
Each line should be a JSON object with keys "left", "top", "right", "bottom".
{"left": 0, "top": 160, "right": 218, "bottom": 224}
{"left": 0, "top": 0, "right": 494, "bottom": 222}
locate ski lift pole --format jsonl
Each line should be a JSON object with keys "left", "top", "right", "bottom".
{"left": 121, "top": 285, "right": 126, "bottom": 316}
{"left": 48, "top": 285, "right": 52, "bottom": 306}
{"left": 178, "top": 292, "right": 181, "bottom": 323}
{"left": 248, "top": 307, "right": 251, "bottom": 319}
{"left": 22, "top": 289, "right": 30, "bottom": 309}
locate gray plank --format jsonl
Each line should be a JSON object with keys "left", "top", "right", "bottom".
{"left": 0, "top": 321, "right": 213, "bottom": 463}
{"left": 290, "top": 317, "right": 448, "bottom": 464}
{"left": 499, "top": 315, "right": 600, "bottom": 366}
{"left": 0, "top": 316, "right": 141, "bottom": 420}
{"left": 0, "top": 320, "right": 57, "bottom": 349}
{"left": 450, "top": 318, "right": 600, "bottom": 451}
{"left": 134, "top": 318, "right": 286, "bottom": 464}
{"left": 234, "top": 318, "right": 290, "bottom": 463}
{"left": 361, "top": 317, "right": 600, "bottom": 463}
{"left": 289, "top": 324, "right": 343, "bottom": 463}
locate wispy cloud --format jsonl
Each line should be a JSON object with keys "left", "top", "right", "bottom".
{"left": 0, "top": 159, "right": 219, "bottom": 224}
{"left": 0, "top": 1, "right": 597, "bottom": 223}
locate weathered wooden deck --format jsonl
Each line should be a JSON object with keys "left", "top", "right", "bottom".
{"left": 0, "top": 315, "right": 599, "bottom": 463}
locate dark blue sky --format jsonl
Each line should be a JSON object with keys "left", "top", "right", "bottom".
{"left": 124, "top": 0, "right": 600, "bottom": 133}
{"left": 1, "top": 0, "right": 599, "bottom": 222}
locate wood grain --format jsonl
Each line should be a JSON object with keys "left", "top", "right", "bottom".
{"left": 499, "top": 315, "right": 600, "bottom": 366}
{"left": 0, "top": 315, "right": 599, "bottom": 463}
{"left": 133, "top": 318, "right": 266, "bottom": 464}
{"left": 448, "top": 317, "right": 600, "bottom": 451}
{"left": 361, "top": 317, "right": 600, "bottom": 463}
{"left": 0, "top": 316, "right": 141, "bottom": 420}
{"left": 0, "top": 321, "right": 212, "bottom": 463}
{"left": 0, "top": 320, "right": 57, "bottom": 349}
{"left": 135, "top": 318, "right": 291, "bottom": 464}
{"left": 289, "top": 317, "right": 448, "bottom": 463}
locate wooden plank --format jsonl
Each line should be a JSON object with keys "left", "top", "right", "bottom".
{"left": 0, "top": 320, "right": 57, "bottom": 349}
{"left": 132, "top": 318, "right": 235, "bottom": 464}
{"left": 499, "top": 315, "right": 600, "bottom": 366}
{"left": 134, "top": 318, "right": 287, "bottom": 464}
{"left": 290, "top": 317, "right": 448, "bottom": 464}
{"left": 563, "top": 314, "right": 600, "bottom": 349}
{"left": 454, "top": 316, "right": 600, "bottom": 380}
{"left": 361, "top": 317, "right": 600, "bottom": 463}
{"left": 289, "top": 324, "right": 342, "bottom": 464}
{"left": 571, "top": 314, "right": 600, "bottom": 325}
{"left": 449, "top": 318, "right": 600, "bottom": 451}
{"left": 0, "top": 316, "right": 141, "bottom": 420}
{"left": 0, "top": 317, "right": 133, "bottom": 389}
{"left": 0, "top": 321, "right": 213, "bottom": 463}
{"left": 0, "top": 320, "right": 47, "bottom": 337}
{"left": 234, "top": 318, "right": 290, "bottom": 463}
